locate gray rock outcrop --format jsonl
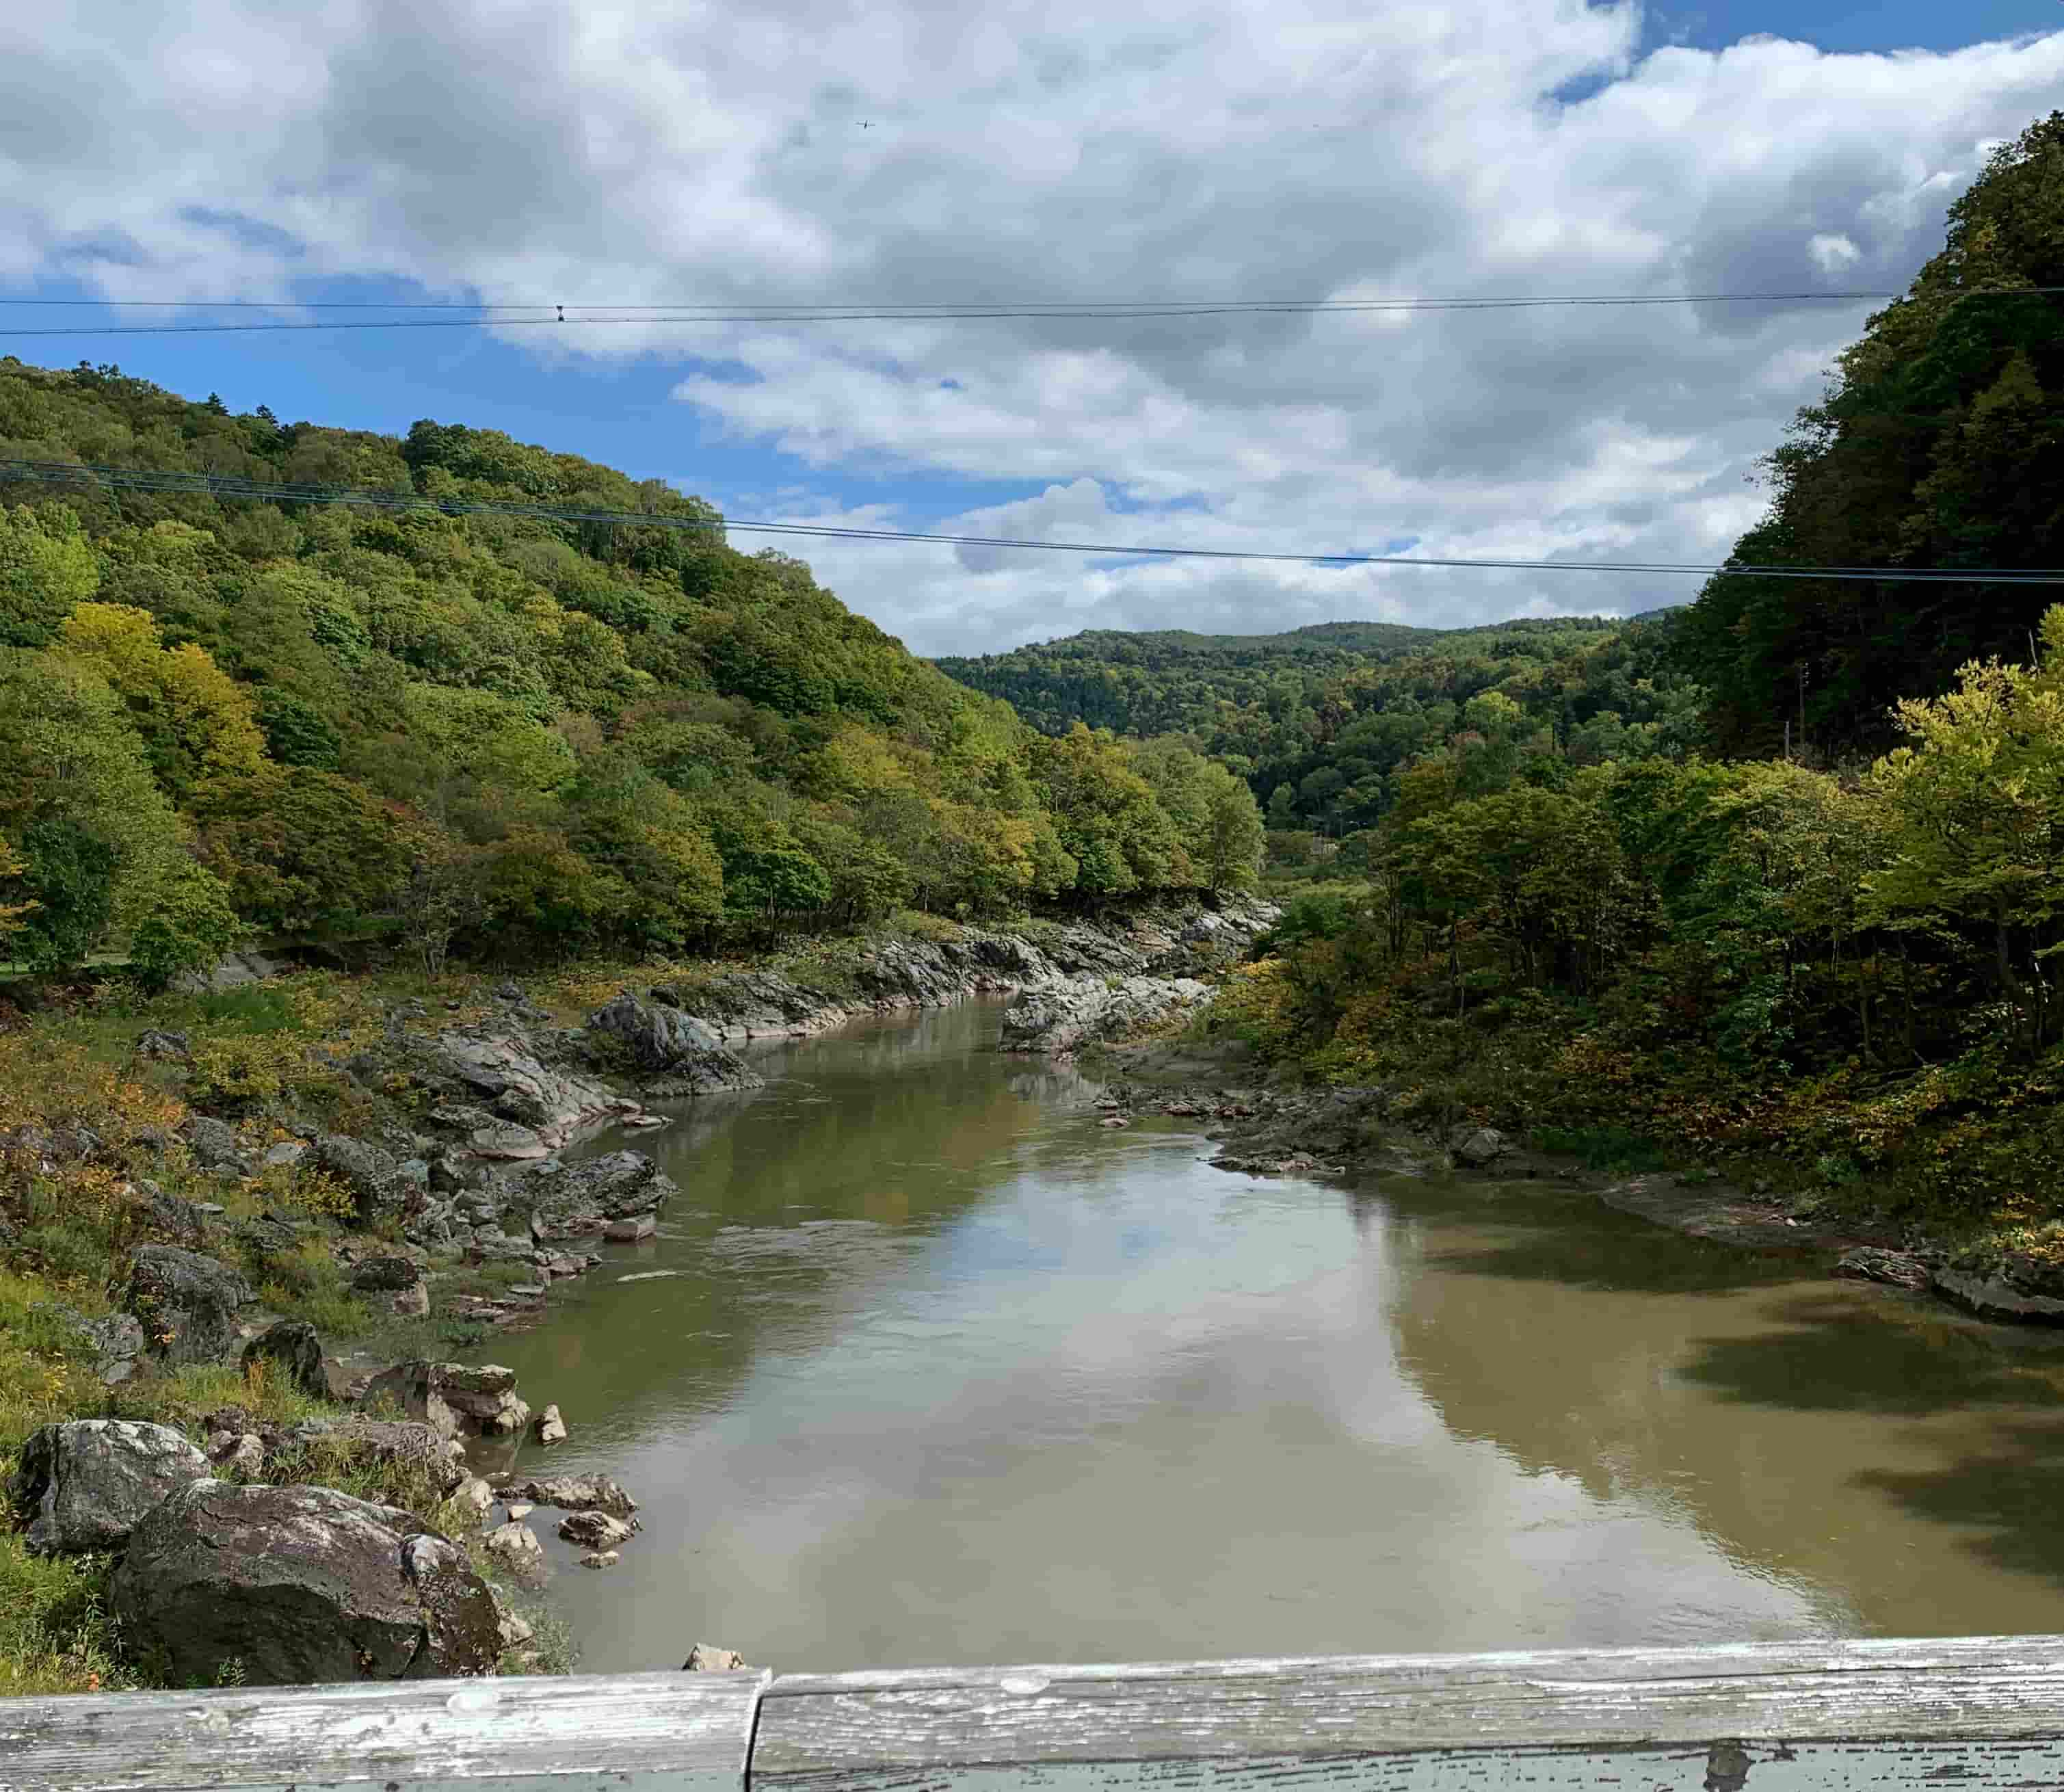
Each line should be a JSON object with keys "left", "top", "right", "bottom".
{"left": 358, "top": 1361, "right": 531, "bottom": 1439}
{"left": 586, "top": 994, "right": 764, "bottom": 1091}
{"left": 9, "top": 1420, "right": 211, "bottom": 1555}
{"left": 505, "top": 1150, "right": 678, "bottom": 1241}
{"left": 310, "top": 1134, "right": 423, "bottom": 1228}
{"left": 998, "top": 975, "right": 1215, "bottom": 1057}
{"left": 110, "top": 1481, "right": 505, "bottom": 1685}
{"left": 124, "top": 1245, "right": 254, "bottom": 1366}
{"left": 242, "top": 1319, "right": 330, "bottom": 1401}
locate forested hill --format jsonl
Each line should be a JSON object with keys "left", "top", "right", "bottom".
{"left": 936, "top": 612, "right": 1702, "bottom": 836}
{"left": 0, "top": 359, "right": 1264, "bottom": 983}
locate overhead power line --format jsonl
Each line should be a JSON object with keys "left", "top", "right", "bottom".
{"left": 4, "top": 458, "right": 2062, "bottom": 586}
{"left": 3, "top": 287, "right": 2062, "bottom": 337}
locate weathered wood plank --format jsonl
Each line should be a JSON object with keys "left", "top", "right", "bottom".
{"left": 752, "top": 1635, "right": 2064, "bottom": 1790}
{"left": 0, "top": 1668, "right": 769, "bottom": 1792}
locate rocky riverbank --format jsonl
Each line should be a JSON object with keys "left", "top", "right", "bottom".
{"left": 0, "top": 896, "right": 1275, "bottom": 1694}
{"left": 1086, "top": 1057, "right": 2064, "bottom": 1333}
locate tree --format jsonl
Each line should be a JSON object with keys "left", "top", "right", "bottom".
{"left": 0, "top": 650, "right": 189, "bottom": 966}
{"left": 59, "top": 603, "right": 269, "bottom": 800}
{"left": 1198, "top": 761, "right": 1265, "bottom": 890}
{"left": 1675, "top": 112, "right": 2064, "bottom": 753}
{"left": 1860, "top": 606, "right": 2064, "bottom": 1056}
{"left": 0, "top": 503, "right": 98, "bottom": 647}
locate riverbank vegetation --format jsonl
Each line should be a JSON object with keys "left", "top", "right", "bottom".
{"left": 1200, "top": 116, "right": 2064, "bottom": 1254}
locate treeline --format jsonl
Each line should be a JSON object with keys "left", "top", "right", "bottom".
{"left": 1218, "top": 114, "right": 2064, "bottom": 1221}
{"left": 1672, "top": 114, "right": 2064, "bottom": 756}
{"left": 939, "top": 614, "right": 1703, "bottom": 838}
{"left": 0, "top": 361, "right": 1263, "bottom": 983}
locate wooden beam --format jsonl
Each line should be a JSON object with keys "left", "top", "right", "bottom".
{"left": 751, "top": 1635, "right": 2064, "bottom": 1791}
{"left": 0, "top": 1668, "right": 769, "bottom": 1792}
{"left": 15, "top": 1639, "right": 2064, "bottom": 1792}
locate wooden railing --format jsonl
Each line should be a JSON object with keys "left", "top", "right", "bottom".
{"left": 9, "top": 1635, "right": 2064, "bottom": 1791}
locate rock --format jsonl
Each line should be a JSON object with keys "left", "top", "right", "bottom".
{"left": 8, "top": 1421, "right": 211, "bottom": 1555}
{"left": 511, "top": 1151, "right": 680, "bottom": 1241}
{"left": 603, "top": 1213, "right": 657, "bottom": 1243}
{"left": 350, "top": 1255, "right": 425, "bottom": 1293}
{"left": 360, "top": 1360, "right": 530, "bottom": 1439}
{"left": 453, "top": 1476, "right": 497, "bottom": 1524}
{"left": 137, "top": 1181, "right": 216, "bottom": 1248}
{"left": 585, "top": 992, "right": 765, "bottom": 1090}
{"left": 535, "top": 1404, "right": 568, "bottom": 1447}
{"left": 683, "top": 1644, "right": 751, "bottom": 1671}
{"left": 581, "top": 1550, "right": 621, "bottom": 1569}
{"left": 557, "top": 1509, "right": 633, "bottom": 1550}
{"left": 310, "top": 1134, "right": 423, "bottom": 1228}
{"left": 124, "top": 1245, "right": 254, "bottom": 1366}
{"left": 224, "top": 1432, "right": 267, "bottom": 1477}
{"left": 420, "top": 1033, "right": 639, "bottom": 1152}
{"left": 39, "top": 1308, "right": 146, "bottom": 1386}
{"left": 998, "top": 975, "right": 1215, "bottom": 1057}
{"left": 1834, "top": 1247, "right": 1933, "bottom": 1292}
{"left": 391, "top": 1282, "right": 430, "bottom": 1318}
{"left": 491, "top": 1473, "right": 639, "bottom": 1519}
{"left": 172, "top": 948, "right": 286, "bottom": 994}
{"left": 1099, "top": 1116, "right": 1129, "bottom": 1129}
{"left": 498, "top": 1609, "right": 535, "bottom": 1648}
{"left": 1929, "top": 1251, "right": 2064, "bottom": 1324}
{"left": 132, "top": 1027, "right": 193, "bottom": 1063}
{"left": 262, "top": 1139, "right": 308, "bottom": 1170}
{"left": 481, "top": 1520, "right": 548, "bottom": 1584}
{"left": 111, "top": 1481, "right": 504, "bottom": 1684}
{"left": 1449, "top": 1126, "right": 1509, "bottom": 1167}
{"left": 242, "top": 1319, "right": 330, "bottom": 1401}
{"left": 280, "top": 1417, "right": 470, "bottom": 1496}
{"left": 179, "top": 1115, "right": 250, "bottom": 1176}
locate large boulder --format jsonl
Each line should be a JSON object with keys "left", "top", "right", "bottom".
{"left": 110, "top": 1481, "right": 504, "bottom": 1685}
{"left": 586, "top": 993, "right": 764, "bottom": 1090}
{"left": 358, "top": 1361, "right": 531, "bottom": 1440}
{"left": 310, "top": 1135, "right": 422, "bottom": 1228}
{"left": 419, "top": 1032, "right": 641, "bottom": 1149}
{"left": 490, "top": 1472, "right": 639, "bottom": 1518}
{"left": 9, "top": 1420, "right": 211, "bottom": 1555}
{"left": 243, "top": 1319, "right": 330, "bottom": 1401}
{"left": 509, "top": 1150, "right": 678, "bottom": 1241}
{"left": 124, "top": 1246, "right": 254, "bottom": 1366}
{"left": 178, "top": 1116, "right": 250, "bottom": 1177}
{"left": 998, "top": 974, "right": 1214, "bottom": 1057}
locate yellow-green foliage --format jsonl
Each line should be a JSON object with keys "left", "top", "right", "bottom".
{"left": 1230, "top": 607, "right": 2064, "bottom": 1237}
{"left": 0, "top": 360, "right": 1265, "bottom": 974}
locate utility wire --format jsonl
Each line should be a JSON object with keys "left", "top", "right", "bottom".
{"left": 5, "top": 287, "right": 2063, "bottom": 337}
{"left": 5, "top": 458, "right": 2061, "bottom": 585}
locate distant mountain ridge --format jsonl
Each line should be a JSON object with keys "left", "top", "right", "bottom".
{"left": 931, "top": 607, "right": 1700, "bottom": 836}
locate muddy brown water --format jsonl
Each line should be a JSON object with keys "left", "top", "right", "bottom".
{"left": 475, "top": 1000, "right": 2064, "bottom": 1674}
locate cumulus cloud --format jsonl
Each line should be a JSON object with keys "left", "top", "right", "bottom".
{"left": 3, "top": 1, "right": 2062, "bottom": 651}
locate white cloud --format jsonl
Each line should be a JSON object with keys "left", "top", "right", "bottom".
{"left": 1808, "top": 232, "right": 1862, "bottom": 274}
{"left": 3, "top": 2, "right": 2063, "bottom": 651}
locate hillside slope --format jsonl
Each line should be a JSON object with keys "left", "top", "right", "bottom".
{"left": 0, "top": 360, "right": 1262, "bottom": 979}
{"left": 937, "top": 613, "right": 1702, "bottom": 836}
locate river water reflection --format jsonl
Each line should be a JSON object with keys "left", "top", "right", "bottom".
{"left": 479, "top": 1000, "right": 2064, "bottom": 1673}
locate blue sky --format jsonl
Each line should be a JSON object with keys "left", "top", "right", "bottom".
{"left": 3, "top": 1, "right": 2062, "bottom": 653}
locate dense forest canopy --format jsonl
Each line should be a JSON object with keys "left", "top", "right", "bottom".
{"left": 1671, "top": 112, "right": 2064, "bottom": 756}
{"left": 938, "top": 613, "right": 1704, "bottom": 836}
{"left": 0, "top": 360, "right": 1264, "bottom": 981}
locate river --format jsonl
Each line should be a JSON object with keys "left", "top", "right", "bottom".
{"left": 477, "top": 999, "right": 2064, "bottom": 1674}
